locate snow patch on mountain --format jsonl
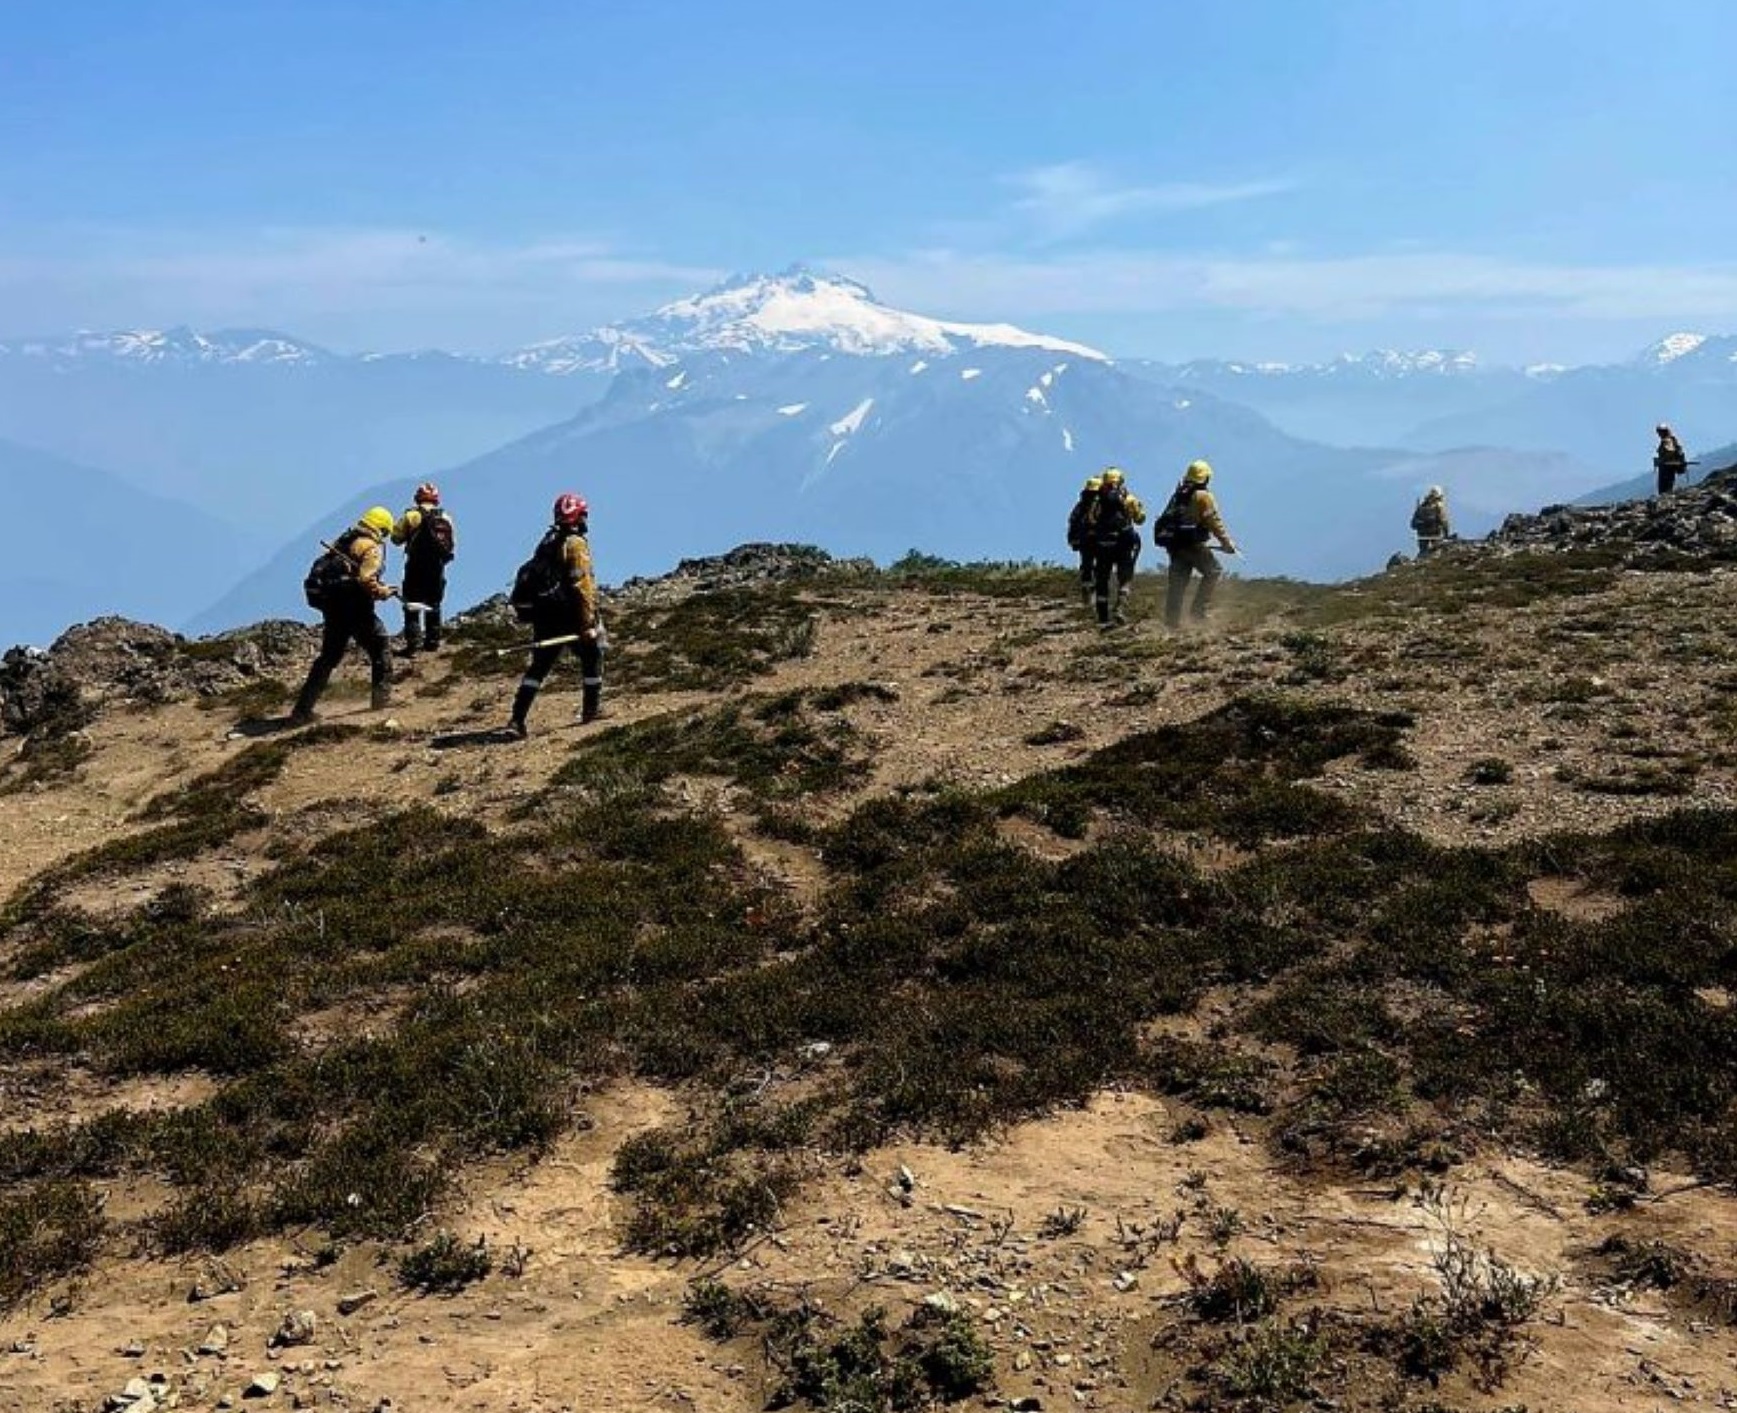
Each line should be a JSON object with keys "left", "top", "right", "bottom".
{"left": 777, "top": 403, "right": 809, "bottom": 417}
{"left": 1641, "top": 332, "right": 1709, "bottom": 365}
{"left": 960, "top": 368, "right": 982, "bottom": 381}
{"left": 499, "top": 326, "right": 673, "bottom": 375}
{"left": 0, "top": 327, "right": 329, "bottom": 367}
{"left": 1170, "top": 348, "right": 1481, "bottom": 382}
{"left": 829, "top": 398, "right": 874, "bottom": 437}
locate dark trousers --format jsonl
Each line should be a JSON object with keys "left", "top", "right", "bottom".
{"left": 1076, "top": 547, "right": 1096, "bottom": 597}
{"left": 510, "top": 628, "right": 605, "bottom": 726}
{"left": 401, "top": 566, "right": 446, "bottom": 650}
{"left": 1657, "top": 466, "right": 1683, "bottom": 495}
{"left": 1416, "top": 536, "right": 1444, "bottom": 558}
{"left": 295, "top": 601, "right": 390, "bottom": 716}
{"left": 1092, "top": 532, "right": 1140, "bottom": 624}
{"left": 1165, "top": 543, "right": 1222, "bottom": 626}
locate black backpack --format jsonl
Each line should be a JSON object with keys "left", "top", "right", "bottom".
{"left": 1091, "top": 486, "right": 1134, "bottom": 542}
{"left": 1152, "top": 486, "right": 1203, "bottom": 550}
{"left": 509, "top": 529, "right": 572, "bottom": 623}
{"left": 1066, "top": 496, "right": 1094, "bottom": 551}
{"left": 411, "top": 508, "right": 456, "bottom": 565}
{"left": 303, "top": 533, "right": 361, "bottom": 610}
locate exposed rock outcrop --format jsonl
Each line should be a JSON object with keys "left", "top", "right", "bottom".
{"left": 1487, "top": 464, "right": 1737, "bottom": 564}
{"left": 612, "top": 543, "right": 874, "bottom": 607}
{"left": 0, "top": 617, "right": 315, "bottom": 738}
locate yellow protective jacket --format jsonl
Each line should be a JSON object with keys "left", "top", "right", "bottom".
{"left": 345, "top": 527, "right": 394, "bottom": 601}
{"left": 562, "top": 533, "right": 599, "bottom": 635}
{"left": 1184, "top": 487, "right": 1233, "bottom": 547}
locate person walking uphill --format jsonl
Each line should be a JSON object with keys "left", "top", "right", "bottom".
{"left": 506, "top": 493, "right": 604, "bottom": 739}
{"left": 1088, "top": 467, "right": 1146, "bottom": 629}
{"left": 291, "top": 506, "right": 398, "bottom": 723}
{"left": 1066, "top": 475, "right": 1103, "bottom": 607}
{"left": 1655, "top": 424, "right": 1690, "bottom": 495}
{"left": 1410, "top": 485, "right": 1451, "bottom": 557}
{"left": 1152, "top": 460, "right": 1239, "bottom": 629}
{"left": 391, "top": 482, "right": 456, "bottom": 655}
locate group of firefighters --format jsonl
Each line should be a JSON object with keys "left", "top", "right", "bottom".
{"left": 289, "top": 423, "right": 1697, "bottom": 727}
{"left": 1066, "top": 461, "right": 1240, "bottom": 631}
{"left": 289, "top": 484, "right": 600, "bottom": 740}
{"left": 1066, "top": 423, "right": 1696, "bottom": 630}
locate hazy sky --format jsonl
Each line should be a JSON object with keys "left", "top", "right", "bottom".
{"left": 3, "top": 0, "right": 1734, "bottom": 363}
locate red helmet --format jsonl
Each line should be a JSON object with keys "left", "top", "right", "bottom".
{"left": 553, "top": 492, "right": 588, "bottom": 527}
{"left": 414, "top": 482, "right": 441, "bottom": 507}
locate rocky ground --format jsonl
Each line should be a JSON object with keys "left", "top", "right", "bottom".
{"left": 4, "top": 536, "right": 1737, "bottom": 1412}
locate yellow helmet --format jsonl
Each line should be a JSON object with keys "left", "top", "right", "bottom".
{"left": 358, "top": 506, "right": 395, "bottom": 536}
{"left": 1101, "top": 466, "right": 1126, "bottom": 486}
{"left": 1184, "top": 460, "right": 1213, "bottom": 486}
{"left": 1083, "top": 476, "right": 1103, "bottom": 493}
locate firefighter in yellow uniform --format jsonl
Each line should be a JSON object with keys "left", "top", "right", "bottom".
{"left": 1087, "top": 467, "right": 1146, "bottom": 629}
{"left": 1410, "top": 485, "right": 1450, "bottom": 556}
{"left": 390, "top": 482, "right": 456, "bottom": 655}
{"left": 1067, "top": 475, "right": 1104, "bottom": 608}
{"left": 507, "top": 492, "right": 603, "bottom": 738}
{"left": 1152, "top": 461, "right": 1239, "bottom": 628}
{"left": 291, "top": 506, "right": 398, "bottom": 722}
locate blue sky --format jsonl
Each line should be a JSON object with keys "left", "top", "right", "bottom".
{"left": 3, "top": 0, "right": 1734, "bottom": 362}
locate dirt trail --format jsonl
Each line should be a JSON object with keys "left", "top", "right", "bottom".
{"left": 7, "top": 1091, "right": 1735, "bottom": 1411}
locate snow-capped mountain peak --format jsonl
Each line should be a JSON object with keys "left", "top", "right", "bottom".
{"left": 498, "top": 267, "right": 1108, "bottom": 374}
{"left": 1330, "top": 349, "right": 1478, "bottom": 376}
{"left": 0, "top": 326, "right": 328, "bottom": 367}
{"left": 1168, "top": 348, "right": 1480, "bottom": 383}
{"left": 1639, "top": 332, "right": 1710, "bottom": 365}
{"left": 496, "top": 326, "right": 675, "bottom": 376}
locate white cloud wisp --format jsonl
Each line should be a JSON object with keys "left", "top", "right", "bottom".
{"left": 1005, "top": 161, "right": 1298, "bottom": 241}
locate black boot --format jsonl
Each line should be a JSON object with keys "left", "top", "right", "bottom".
{"left": 510, "top": 681, "right": 539, "bottom": 734}
{"left": 290, "top": 664, "right": 331, "bottom": 724}
{"left": 581, "top": 684, "right": 602, "bottom": 724}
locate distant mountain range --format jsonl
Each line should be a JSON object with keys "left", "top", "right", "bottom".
{"left": 1403, "top": 335, "right": 1737, "bottom": 473}
{"left": 1126, "top": 350, "right": 1545, "bottom": 446}
{"left": 0, "top": 331, "right": 600, "bottom": 537}
{"left": 7, "top": 267, "right": 1737, "bottom": 647}
{"left": 0, "top": 438, "right": 246, "bottom": 646}
{"left": 192, "top": 273, "right": 1541, "bottom": 630}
